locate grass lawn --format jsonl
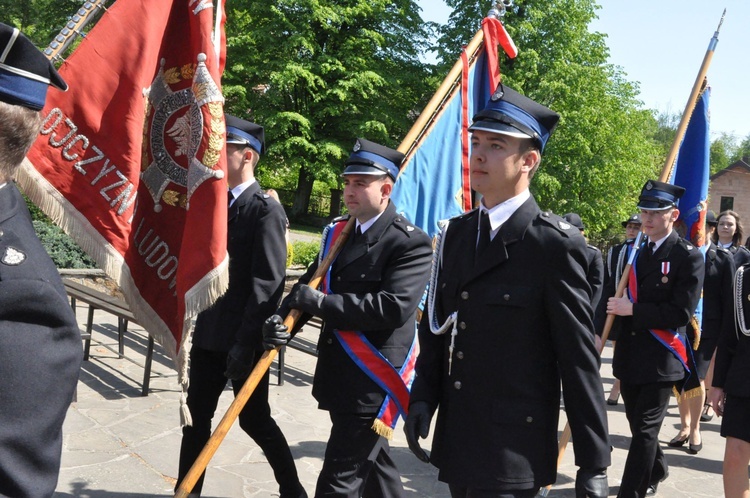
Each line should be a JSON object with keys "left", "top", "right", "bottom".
{"left": 290, "top": 222, "right": 324, "bottom": 237}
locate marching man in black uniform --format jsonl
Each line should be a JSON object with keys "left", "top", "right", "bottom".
{"left": 595, "top": 213, "right": 643, "bottom": 404}
{"left": 263, "top": 139, "right": 432, "bottom": 496}
{"left": 607, "top": 180, "right": 704, "bottom": 497}
{"left": 0, "top": 23, "right": 83, "bottom": 496}
{"left": 404, "top": 84, "right": 611, "bottom": 498}
{"left": 177, "top": 115, "right": 306, "bottom": 497}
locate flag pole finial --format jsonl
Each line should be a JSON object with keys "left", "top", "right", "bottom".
{"left": 488, "top": 1, "right": 513, "bottom": 19}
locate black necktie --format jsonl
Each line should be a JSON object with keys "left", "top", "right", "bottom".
{"left": 476, "top": 211, "right": 491, "bottom": 256}
{"left": 648, "top": 241, "right": 656, "bottom": 256}
{"left": 228, "top": 191, "right": 234, "bottom": 209}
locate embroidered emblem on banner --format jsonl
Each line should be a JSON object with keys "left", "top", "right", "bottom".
{"left": 1, "top": 247, "right": 26, "bottom": 265}
{"left": 141, "top": 53, "right": 225, "bottom": 213}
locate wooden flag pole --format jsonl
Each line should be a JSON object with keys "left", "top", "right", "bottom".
{"left": 540, "top": 10, "right": 726, "bottom": 497}
{"left": 398, "top": 27, "right": 484, "bottom": 158}
{"left": 174, "top": 218, "right": 355, "bottom": 498}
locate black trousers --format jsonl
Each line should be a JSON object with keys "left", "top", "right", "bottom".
{"left": 177, "top": 346, "right": 302, "bottom": 497}
{"left": 617, "top": 381, "right": 673, "bottom": 498}
{"left": 315, "top": 411, "right": 404, "bottom": 497}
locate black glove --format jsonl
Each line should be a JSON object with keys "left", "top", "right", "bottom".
{"left": 404, "top": 401, "right": 433, "bottom": 463}
{"left": 262, "top": 314, "right": 290, "bottom": 351}
{"left": 224, "top": 343, "right": 256, "bottom": 380}
{"left": 575, "top": 468, "right": 608, "bottom": 498}
{"left": 289, "top": 284, "right": 326, "bottom": 315}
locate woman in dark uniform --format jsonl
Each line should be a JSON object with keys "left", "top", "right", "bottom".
{"left": 709, "top": 262, "right": 750, "bottom": 497}
{"left": 714, "top": 210, "right": 750, "bottom": 267}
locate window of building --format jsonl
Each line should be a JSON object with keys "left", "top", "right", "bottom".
{"left": 720, "top": 196, "right": 734, "bottom": 212}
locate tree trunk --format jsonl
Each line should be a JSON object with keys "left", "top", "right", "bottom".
{"left": 291, "top": 165, "right": 315, "bottom": 217}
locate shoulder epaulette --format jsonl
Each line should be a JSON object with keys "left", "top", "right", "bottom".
{"left": 538, "top": 210, "right": 578, "bottom": 237}
{"left": 331, "top": 214, "right": 350, "bottom": 224}
{"left": 392, "top": 215, "right": 422, "bottom": 237}
{"left": 450, "top": 208, "right": 478, "bottom": 222}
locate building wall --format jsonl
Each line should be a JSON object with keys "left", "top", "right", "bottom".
{"left": 708, "top": 164, "right": 750, "bottom": 231}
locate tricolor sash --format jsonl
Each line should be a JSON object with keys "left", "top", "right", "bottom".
{"left": 627, "top": 263, "right": 700, "bottom": 396}
{"left": 318, "top": 220, "right": 418, "bottom": 439}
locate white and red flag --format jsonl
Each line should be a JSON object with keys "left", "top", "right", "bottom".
{"left": 20, "top": 0, "right": 229, "bottom": 399}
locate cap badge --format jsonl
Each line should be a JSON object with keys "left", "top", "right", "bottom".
{"left": 558, "top": 221, "right": 571, "bottom": 230}
{"left": 353, "top": 140, "right": 362, "bottom": 152}
{"left": 645, "top": 181, "right": 653, "bottom": 191}
{"left": 406, "top": 225, "right": 415, "bottom": 232}
{"left": 2, "top": 247, "right": 26, "bottom": 266}
{"left": 490, "top": 85, "right": 505, "bottom": 102}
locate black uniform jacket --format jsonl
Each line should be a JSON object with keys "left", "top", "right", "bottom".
{"left": 284, "top": 202, "right": 432, "bottom": 414}
{"left": 410, "top": 197, "right": 610, "bottom": 489}
{"left": 0, "top": 183, "right": 82, "bottom": 497}
{"left": 613, "top": 230, "right": 704, "bottom": 385}
{"left": 713, "top": 263, "right": 750, "bottom": 397}
{"left": 586, "top": 244, "right": 604, "bottom": 309}
{"left": 728, "top": 244, "right": 750, "bottom": 267}
{"left": 192, "top": 182, "right": 287, "bottom": 352}
{"left": 701, "top": 242, "right": 735, "bottom": 342}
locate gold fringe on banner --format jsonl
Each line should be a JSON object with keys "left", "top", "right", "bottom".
{"left": 372, "top": 418, "right": 395, "bottom": 440}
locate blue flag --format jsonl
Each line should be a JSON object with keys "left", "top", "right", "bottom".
{"left": 670, "top": 85, "right": 710, "bottom": 335}
{"left": 391, "top": 17, "right": 516, "bottom": 237}
{"left": 671, "top": 85, "right": 711, "bottom": 248}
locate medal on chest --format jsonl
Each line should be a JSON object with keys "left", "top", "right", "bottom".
{"left": 661, "top": 261, "right": 670, "bottom": 283}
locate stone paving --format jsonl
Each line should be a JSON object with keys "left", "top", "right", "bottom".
{"left": 54, "top": 309, "right": 726, "bottom": 497}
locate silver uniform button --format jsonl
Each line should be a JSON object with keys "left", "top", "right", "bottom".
{"left": 459, "top": 322, "right": 467, "bottom": 330}
{"left": 326, "top": 338, "right": 333, "bottom": 344}
{"left": 453, "top": 381, "right": 462, "bottom": 390}
{"left": 461, "top": 291, "right": 469, "bottom": 300}
{"left": 361, "top": 274, "right": 366, "bottom": 278}
{"left": 526, "top": 416, "right": 533, "bottom": 423}
{"left": 503, "top": 294, "right": 510, "bottom": 301}
{"left": 456, "top": 351, "right": 464, "bottom": 360}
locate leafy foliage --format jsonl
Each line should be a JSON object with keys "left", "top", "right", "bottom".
{"left": 291, "top": 240, "right": 320, "bottom": 268}
{"left": 32, "top": 220, "right": 97, "bottom": 269}
{"left": 223, "top": 0, "right": 437, "bottom": 216}
{"left": 2, "top": 0, "right": 105, "bottom": 60}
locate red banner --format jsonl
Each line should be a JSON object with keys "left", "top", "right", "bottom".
{"left": 21, "top": 0, "right": 229, "bottom": 380}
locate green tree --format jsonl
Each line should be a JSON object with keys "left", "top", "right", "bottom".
{"left": 435, "top": 0, "right": 662, "bottom": 239}
{"left": 223, "top": 0, "right": 436, "bottom": 217}
{"left": 732, "top": 133, "right": 750, "bottom": 164}
{"left": 709, "top": 132, "right": 737, "bottom": 175}
{"left": 2, "top": 0, "right": 93, "bottom": 47}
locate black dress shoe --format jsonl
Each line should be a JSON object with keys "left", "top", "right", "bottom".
{"left": 688, "top": 441, "right": 703, "bottom": 454}
{"left": 646, "top": 484, "right": 657, "bottom": 496}
{"left": 701, "top": 404, "right": 714, "bottom": 422}
{"left": 606, "top": 396, "right": 619, "bottom": 406}
{"left": 667, "top": 433, "right": 689, "bottom": 447}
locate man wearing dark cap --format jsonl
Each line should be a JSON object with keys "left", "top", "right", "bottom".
{"left": 263, "top": 138, "right": 432, "bottom": 496}
{"left": 564, "top": 212, "right": 604, "bottom": 309}
{"left": 405, "top": 84, "right": 610, "bottom": 497}
{"left": 607, "top": 180, "right": 704, "bottom": 497}
{"left": 0, "top": 23, "right": 83, "bottom": 497}
{"left": 594, "top": 213, "right": 643, "bottom": 404}
{"left": 177, "top": 115, "right": 306, "bottom": 497}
